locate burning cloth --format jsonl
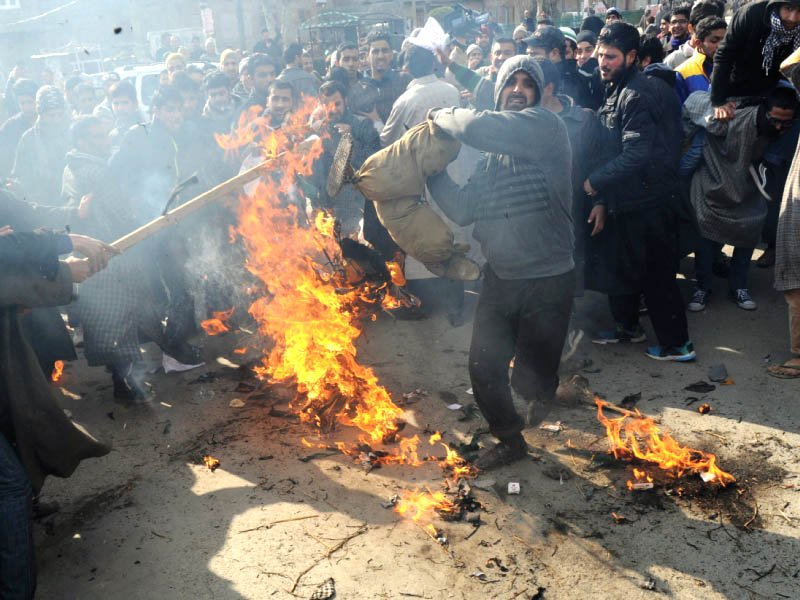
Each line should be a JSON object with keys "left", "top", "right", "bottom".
{"left": 353, "top": 121, "right": 479, "bottom": 279}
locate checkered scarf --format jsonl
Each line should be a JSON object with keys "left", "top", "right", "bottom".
{"left": 763, "top": 7, "right": 800, "bottom": 73}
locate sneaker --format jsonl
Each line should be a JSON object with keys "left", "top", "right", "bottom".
{"left": 645, "top": 341, "right": 697, "bottom": 362}
{"left": 687, "top": 289, "right": 710, "bottom": 312}
{"left": 473, "top": 434, "right": 528, "bottom": 471}
{"left": 733, "top": 289, "right": 757, "bottom": 310}
{"left": 592, "top": 324, "right": 647, "bottom": 344}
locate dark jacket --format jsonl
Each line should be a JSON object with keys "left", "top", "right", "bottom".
{"left": 366, "top": 70, "right": 412, "bottom": 122}
{"left": 576, "top": 59, "right": 604, "bottom": 110}
{"left": 0, "top": 230, "right": 110, "bottom": 493}
{"left": 109, "top": 120, "right": 179, "bottom": 222}
{"left": 711, "top": 0, "right": 795, "bottom": 105}
{"left": 428, "top": 56, "right": 574, "bottom": 280}
{"left": 587, "top": 67, "right": 680, "bottom": 214}
{"left": 0, "top": 112, "right": 34, "bottom": 179}
{"left": 11, "top": 122, "right": 70, "bottom": 206}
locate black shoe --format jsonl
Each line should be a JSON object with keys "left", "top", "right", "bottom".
{"left": 474, "top": 434, "right": 527, "bottom": 471}
{"left": 163, "top": 341, "right": 203, "bottom": 366}
{"left": 112, "top": 369, "right": 149, "bottom": 403}
{"left": 32, "top": 497, "right": 60, "bottom": 520}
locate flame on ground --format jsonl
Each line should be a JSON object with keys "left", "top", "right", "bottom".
{"left": 596, "top": 398, "right": 735, "bottom": 486}
{"left": 219, "top": 99, "right": 476, "bottom": 528}
{"left": 224, "top": 98, "right": 408, "bottom": 447}
{"left": 51, "top": 360, "right": 64, "bottom": 383}
{"left": 201, "top": 308, "right": 235, "bottom": 336}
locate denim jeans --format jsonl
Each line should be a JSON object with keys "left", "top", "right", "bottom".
{"left": 0, "top": 433, "right": 35, "bottom": 599}
{"left": 695, "top": 238, "right": 753, "bottom": 293}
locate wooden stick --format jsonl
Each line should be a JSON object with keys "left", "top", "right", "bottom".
{"left": 289, "top": 525, "right": 367, "bottom": 593}
{"left": 110, "top": 154, "right": 284, "bottom": 253}
{"left": 595, "top": 400, "right": 661, "bottom": 423}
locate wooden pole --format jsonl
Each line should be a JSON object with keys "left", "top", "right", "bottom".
{"left": 110, "top": 154, "right": 282, "bottom": 253}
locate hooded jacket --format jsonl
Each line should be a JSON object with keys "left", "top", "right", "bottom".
{"left": 427, "top": 56, "right": 574, "bottom": 280}
{"left": 711, "top": 0, "right": 796, "bottom": 105}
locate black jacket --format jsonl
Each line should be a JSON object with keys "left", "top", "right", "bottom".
{"left": 575, "top": 58, "right": 604, "bottom": 110}
{"left": 711, "top": 0, "right": 795, "bottom": 105}
{"left": 588, "top": 68, "right": 680, "bottom": 214}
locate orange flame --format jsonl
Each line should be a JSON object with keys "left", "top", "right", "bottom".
{"left": 596, "top": 398, "right": 735, "bottom": 486}
{"left": 395, "top": 489, "right": 457, "bottom": 522}
{"left": 201, "top": 308, "right": 234, "bottom": 336}
{"left": 51, "top": 360, "right": 64, "bottom": 382}
{"left": 229, "top": 97, "right": 409, "bottom": 447}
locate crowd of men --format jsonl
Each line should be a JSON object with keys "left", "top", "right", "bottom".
{"left": 5, "top": 0, "right": 800, "bottom": 595}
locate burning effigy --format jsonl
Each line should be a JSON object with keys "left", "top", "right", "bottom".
{"left": 595, "top": 398, "right": 735, "bottom": 491}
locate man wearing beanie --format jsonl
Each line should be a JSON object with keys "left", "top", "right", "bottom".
{"left": 0, "top": 79, "right": 39, "bottom": 179}
{"left": 427, "top": 56, "right": 575, "bottom": 469}
{"left": 11, "top": 85, "right": 70, "bottom": 205}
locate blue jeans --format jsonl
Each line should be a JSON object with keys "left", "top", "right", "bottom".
{"left": 0, "top": 433, "right": 35, "bottom": 600}
{"left": 695, "top": 238, "right": 753, "bottom": 293}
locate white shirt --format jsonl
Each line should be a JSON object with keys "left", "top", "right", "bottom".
{"left": 379, "top": 74, "right": 461, "bottom": 147}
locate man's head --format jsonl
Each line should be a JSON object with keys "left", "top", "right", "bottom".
{"left": 490, "top": 38, "right": 517, "bottom": 70}
{"left": 302, "top": 51, "right": 315, "bottom": 73}
{"left": 575, "top": 30, "right": 597, "bottom": 67}
{"left": 532, "top": 56, "right": 561, "bottom": 100}
{"left": 267, "top": 80, "right": 296, "bottom": 123}
{"left": 404, "top": 44, "right": 435, "bottom": 79}
{"left": 36, "top": 85, "right": 69, "bottom": 129}
{"left": 638, "top": 33, "right": 665, "bottom": 68}
{"left": 39, "top": 68, "right": 54, "bottom": 86}
{"left": 165, "top": 52, "right": 186, "bottom": 75}
{"left": 778, "top": 2, "right": 800, "bottom": 30}
{"left": 248, "top": 54, "right": 279, "bottom": 95}
{"left": 669, "top": 5, "right": 691, "bottom": 39}
{"left": 150, "top": 86, "right": 184, "bottom": 132}
{"left": 13, "top": 79, "right": 39, "bottom": 119}
{"left": 561, "top": 28, "right": 578, "bottom": 61}
{"left": 660, "top": 15, "right": 671, "bottom": 35}
{"left": 204, "top": 71, "right": 232, "bottom": 111}
{"left": 337, "top": 42, "right": 359, "bottom": 79}
{"left": 71, "top": 115, "right": 110, "bottom": 157}
{"left": 581, "top": 15, "right": 605, "bottom": 36}
{"left": 476, "top": 26, "right": 492, "bottom": 52}
{"left": 74, "top": 83, "right": 97, "bottom": 115}
{"left": 495, "top": 56, "right": 544, "bottom": 111}
{"left": 765, "top": 86, "right": 799, "bottom": 134}
{"left": 605, "top": 7, "right": 622, "bottom": 24}
{"left": 102, "top": 72, "right": 121, "bottom": 98}
{"left": 261, "top": 28, "right": 271, "bottom": 42}
{"left": 205, "top": 37, "right": 217, "bottom": 55}
{"left": 171, "top": 71, "right": 202, "bottom": 118}
{"left": 597, "top": 22, "right": 640, "bottom": 83}
{"left": 220, "top": 49, "right": 240, "bottom": 81}
{"left": 366, "top": 32, "right": 393, "bottom": 76}
{"left": 466, "top": 44, "right": 483, "bottom": 69}
{"left": 524, "top": 27, "right": 566, "bottom": 63}
{"left": 318, "top": 80, "right": 348, "bottom": 123}
{"left": 169, "top": 35, "right": 180, "bottom": 50}
{"left": 689, "top": 0, "right": 725, "bottom": 30}
{"left": 695, "top": 16, "right": 727, "bottom": 59}
{"left": 513, "top": 25, "right": 529, "bottom": 43}
{"left": 359, "top": 46, "right": 369, "bottom": 71}
{"left": 108, "top": 80, "right": 138, "bottom": 119}
{"left": 283, "top": 43, "right": 304, "bottom": 67}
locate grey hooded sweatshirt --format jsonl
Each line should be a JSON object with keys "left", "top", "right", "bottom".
{"left": 427, "top": 55, "right": 574, "bottom": 280}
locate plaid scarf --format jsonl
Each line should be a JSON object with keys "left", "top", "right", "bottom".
{"left": 763, "top": 8, "right": 800, "bottom": 73}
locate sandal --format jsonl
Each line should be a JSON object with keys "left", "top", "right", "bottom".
{"left": 767, "top": 362, "right": 800, "bottom": 379}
